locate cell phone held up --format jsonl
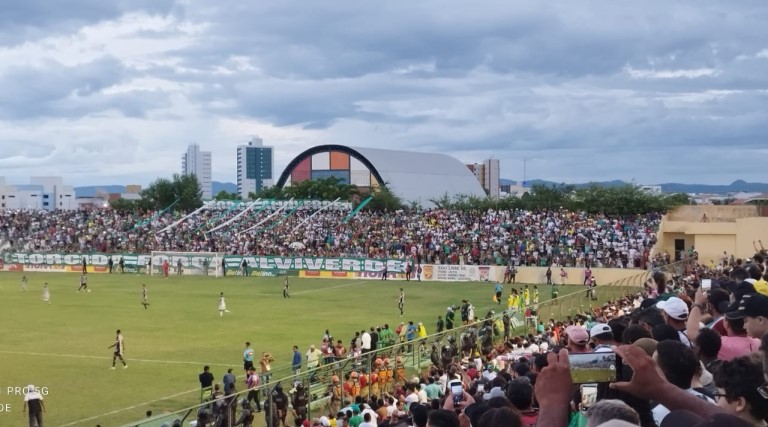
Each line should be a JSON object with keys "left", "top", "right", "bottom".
{"left": 567, "top": 351, "right": 622, "bottom": 384}
{"left": 449, "top": 380, "right": 463, "bottom": 407}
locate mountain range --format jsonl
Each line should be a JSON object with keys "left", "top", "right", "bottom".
{"left": 74, "top": 179, "right": 768, "bottom": 197}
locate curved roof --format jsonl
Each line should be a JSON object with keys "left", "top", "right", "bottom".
{"left": 276, "top": 145, "right": 486, "bottom": 207}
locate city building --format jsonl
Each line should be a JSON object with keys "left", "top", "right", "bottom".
{"left": 639, "top": 185, "right": 663, "bottom": 195}
{"left": 181, "top": 143, "right": 212, "bottom": 200}
{"left": 237, "top": 137, "right": 274, "bottom": 199}
{"left": 277, "top": 145, "right": 485, "bottom": 207}
{"left": 466, "top": 158, "right": 501, "bottom": 198}
{"left": 0, "top": 176, "right": 76, "bottom": 211}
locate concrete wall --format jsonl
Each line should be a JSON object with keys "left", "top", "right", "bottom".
{"left": 666, "top": 205, "right": 759, "bottom": 222}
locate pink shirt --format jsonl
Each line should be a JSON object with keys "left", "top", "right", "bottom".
{"left": 717, "top": 335, "right": 761, "bottom": 361}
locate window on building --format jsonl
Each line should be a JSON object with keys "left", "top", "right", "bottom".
{"left": 43, "top": 202, "right": 49, "bottom": 206}
{"left": 43, "top": 194, "right": 49, "bottom": 199}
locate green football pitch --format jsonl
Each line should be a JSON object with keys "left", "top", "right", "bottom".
{"left": 0, "top": 272, "right": 604, "bottom": 426}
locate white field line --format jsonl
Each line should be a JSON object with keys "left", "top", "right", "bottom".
{"left": 51, "top": 280, "right": 371, "bottom": 426}
{"left": 0, "top": 350, "right": 231, "bottom": 367}
{"left": 55, "top": 386, "right": 201, "bottom": 427}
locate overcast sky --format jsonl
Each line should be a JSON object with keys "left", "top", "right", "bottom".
{"left": 1, "top": 0, "right": 767, "bottom": 187}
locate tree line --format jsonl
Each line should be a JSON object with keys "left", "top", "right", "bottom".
{"left": 111, "top": 174, "right": 690, "bottom": 215}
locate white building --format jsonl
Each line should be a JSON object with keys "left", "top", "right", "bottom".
{"left": 0, "top": 176, "right": 76, "bottom": 211}
{"left": 484, "top": 158, "right": 500, "bottom": 199}
{"left": 639, "top": 185, "right": 663, "bottom": 195}
{"left": 237, "top": 137, "right": 274, "bottom": 199}
{"left": 181, "top": 143, "right": 212, "bottom": 200}
{"left": 466, "top": 158, "right": 501, "bottom": 198}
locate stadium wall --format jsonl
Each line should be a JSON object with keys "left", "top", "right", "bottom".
{"left": 0, "top": 251, "right": 649, "bottom": 285}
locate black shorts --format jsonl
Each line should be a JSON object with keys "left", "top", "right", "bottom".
{"left": 495, "top": 292, "right": 502, "bottom": 298}
{"left": 244, "top": 360, "right": 254, "bottom": 371}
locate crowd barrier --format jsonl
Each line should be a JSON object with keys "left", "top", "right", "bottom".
{"left": 114, "top": 258, "right": 696, "bottom": 427}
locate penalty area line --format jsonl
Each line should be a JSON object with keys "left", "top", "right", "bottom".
{"left": 0, "top": 350, "right": 231, "bottom": 367}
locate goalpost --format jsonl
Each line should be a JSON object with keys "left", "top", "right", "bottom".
{"left": 149, "top": 251, "right": 225, "bottom": 277}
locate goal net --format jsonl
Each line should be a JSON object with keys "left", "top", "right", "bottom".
{"left": 149, "top": 251, "right": 224, "bottom": 277}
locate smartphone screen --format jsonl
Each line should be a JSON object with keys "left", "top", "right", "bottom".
{"left": 701, "top": 279, "right": 711, "bottom": 291}
{"left": 568, "top": 352, "right": 619, "bottom": 383}
{"left": 450, "top": 381, "right": 463, "bottom": 403}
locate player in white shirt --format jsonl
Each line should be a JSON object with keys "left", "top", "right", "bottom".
{"left": 41, "top": 283, "right": 51, "bottom": 304}
{"left": 219, "top": 292, "right": 231, "bottom": 316}
{"left": 20, "top": 275, "right": 28, "bottom": 291}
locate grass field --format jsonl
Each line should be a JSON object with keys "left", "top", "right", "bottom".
{"left": 0, "top": 272, "right": 598, "bottom": 426}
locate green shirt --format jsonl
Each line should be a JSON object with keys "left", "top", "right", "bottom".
{"left": 349, "top": 415, "right": 363, "bottom": 427}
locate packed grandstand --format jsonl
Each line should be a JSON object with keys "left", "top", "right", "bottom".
{"left": 0, "top": 206, "right": 664, "bottom": 268}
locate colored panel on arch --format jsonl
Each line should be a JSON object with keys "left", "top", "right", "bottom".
{"left": 350, "top": 170, "right": 371, "bottom": 187}
{"left": 311, "top": 152, "right": 330, "bottom": 170}
{"left": 329, "top": 151, "right": 350, "bottom": 170}
{"left": 291, "top": 157, "right": 311, "bottom": 183}
{"left": 350, "top": 156, "right": 367, "bottom": 171}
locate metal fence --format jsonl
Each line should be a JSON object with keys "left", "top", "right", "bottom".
{"left": 119, "top": 259, "right": 696, "bottom": 427}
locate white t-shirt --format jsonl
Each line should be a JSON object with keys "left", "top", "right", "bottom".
{"left": 652, "top": 389, "right": 714, "bottom": 425}
{"left": 361, "top": 333, "right": 372, "bottom": 350}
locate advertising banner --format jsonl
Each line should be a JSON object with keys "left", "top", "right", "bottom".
{"left": 422, "top": 264, "right": 483, "bottom": 281}
{"left": 1, "top": 252, "right": 407, "bottom": 275}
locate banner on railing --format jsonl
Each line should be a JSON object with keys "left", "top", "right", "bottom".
{"left": 0, "top": 252, "right": 409, "bottom": 274}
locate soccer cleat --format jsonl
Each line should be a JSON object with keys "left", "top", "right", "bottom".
{"left": 123, "top": 365, "right": 128, "bottom": 369}
{"left": 111, "top": 367, "right": 115, "bottom": 370}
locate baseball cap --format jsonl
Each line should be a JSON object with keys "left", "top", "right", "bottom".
{"left": 319, "top": 416, "right": 330, "bottom": 427}
{"left": 565, "top": 325, "right": 589, "bottom": 345}
{"left": 656, "top": 297, "right": 689, "bottom": 320}
{"left": 589, "top": 323, "right": 612, "bottom": 338}
{"left": 729, "top": 294, "right": 768, "bottom": 319}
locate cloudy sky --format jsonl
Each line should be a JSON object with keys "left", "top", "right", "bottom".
{"left": 1, "top": 0, "right": 767, "bottom": 187}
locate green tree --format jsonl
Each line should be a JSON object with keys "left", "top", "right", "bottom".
{"left": 140, "top": 173, "right": 202, "bottom": 211}
{"left": 109, "top": 198, "right": 138, "bottom": 211}
{"left": 214, "top": 190, "right": 241, "bottom": 201}
{"left": 364, "top": 184, "right": 404, "bottom": 211}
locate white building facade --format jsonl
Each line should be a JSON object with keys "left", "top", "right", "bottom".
{"left": 237, "top": 137, "right": 274, "bottom": 199}
{"left": 181, "top": 143, "right": 212, "bottom": 200}
{"left": 0, "top": 177, "right": 76, "bottom": 211}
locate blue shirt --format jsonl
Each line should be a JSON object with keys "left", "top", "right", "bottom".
{"left": 244, "top": 348, "right": 254, "bottom": 362}
{"left": 495, "top": 283, "right": 503, "bottom": 293}
{"left": 292, "top": 350, "right": 301, "bottom": 367}
{"left": 406, "top": 325, "right": 417, "bottom": 340}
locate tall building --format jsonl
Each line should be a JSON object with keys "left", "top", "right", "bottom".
{"left": 181, "top": 144, "right": 212, "bottom": 200}
{"left": 466, "top": 159, "right": 500, "bottom": 198}
{"left": 484, "top": 158, "right": 500, "bottom": 199}
{"left": 237, "top": 137, "right": 274, "bottom": 199}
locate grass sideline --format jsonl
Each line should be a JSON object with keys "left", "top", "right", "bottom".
{"left": 0, "top": 272, "right": 595, "bottom": 426}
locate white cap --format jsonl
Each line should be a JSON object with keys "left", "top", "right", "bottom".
{"left": 589, "top": 323, "right": 612, "bottom": 338}
{"left": 320, "top": 417, "right": 330, "bottom": 427}
{"left": 656, "top": 297, "right": 689, "bottom": 320}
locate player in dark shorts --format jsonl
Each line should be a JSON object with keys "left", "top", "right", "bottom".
{"left": 398, "top": 288, "right": 405, "bottom": 316}
{"left": 108, "top": 329, "right": 128, "bottom": 369}
{"left": 141, "top": 284, "right": 150, "bottom": 309}
{"left": 283, "top": 279, "right": 290, "bottom": 298}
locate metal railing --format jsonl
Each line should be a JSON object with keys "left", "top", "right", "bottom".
{"left": 116, "top": 259, "right": 696, "bottom": 427}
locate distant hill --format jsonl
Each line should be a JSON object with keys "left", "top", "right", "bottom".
{"left": 212, "top": 181, "right": 237, "bottom": 194}
{"left": 75, "top": 181, "right": 239, "bottom": 197}
{"left": 499, "top": 179, "right": 768, "bottom": 194}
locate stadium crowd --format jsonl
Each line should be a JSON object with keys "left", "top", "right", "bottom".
{"left": 196, "top": 251, "right": 768, "bottom": 427}
{"left": 0, "top": 207, "right": 662, "bottom": 268}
